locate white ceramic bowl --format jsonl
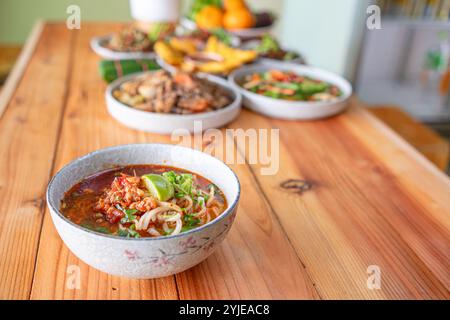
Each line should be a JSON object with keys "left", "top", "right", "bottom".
{"left": 90, "top": 35, "right": 156, "bottom": 60}
{"left": 46, "top": 144, "right": 240, "bottom": 279}
{"left": 105, "top": 71, "right": 242, "bottom": 134}
{"left": 228, "top": 62, "right": 353, "bottom": 120}
{"left": 129, "top": 0, "right": 180, "bottom": 22}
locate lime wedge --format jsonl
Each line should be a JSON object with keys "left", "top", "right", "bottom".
{"left": 142, "top": 174, "right": 174, "bottom": 201}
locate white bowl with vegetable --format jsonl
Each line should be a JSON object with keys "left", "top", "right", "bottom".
{"left": 46, "top": 144, "right": 240, "bottom": 279}
{"left": 106, "top": 70, "right": 242, "bottom": 134}
{"left": 228, "top": 63, "right": 352, "bottom": 120}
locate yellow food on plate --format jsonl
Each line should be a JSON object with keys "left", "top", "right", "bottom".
{"left": 156, "top": 36, "right": 257, "bottom": 75}
{"left": 180, "top": 61, "right": 197, "bottom": 73}
{"left": 154, "top": 41, "right": 184, "bottom": 65}
{"left": 206, "top": 36, "right": 257, "bottom": 64}
{"left": 204, "top": 35, "right": 220, "bottom": 52}
{"left": 195, "top": 60, "right": 238, "bottom": 74}
{"left": 169, "top": 38, "right": 198, "bottom": 55}
{"left": 223, "top": 8, "right": 255, "bottom": 30}
{"left": 196, "top": 5, "right": 224, "bottom": 29}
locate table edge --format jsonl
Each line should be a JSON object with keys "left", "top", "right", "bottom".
{"left": 0, "top": 20, "right": 44, "bottom": 119}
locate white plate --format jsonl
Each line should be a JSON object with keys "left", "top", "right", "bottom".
{"left": 90, "top": 35, "right": 156, "bottom": 60}
{"left": 180, "top": 17, "right": 274, "bottom": 40}
{"left": 106, "top": 71, "right": 242, "bottom": 134}
{"left": 228, "top": 62, "right": 352, "bottom": 120}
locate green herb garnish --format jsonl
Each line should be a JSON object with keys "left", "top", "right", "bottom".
{"left": 118, "top": 224, "right": 141, "bottom": 238}
{"left": 181, "top": 225, "right": 197, "bottom": 233}
{"left": 184, "top": 214, "right": 201, "bottom": 227}
{"left": 162, "top": 171, "right": 195, "bottom": 197}
{"left": 117, "top": 206, "right": 138, "bottom": 224}
{"left": 164, "top": 228, "right": 174, "bottom": 236}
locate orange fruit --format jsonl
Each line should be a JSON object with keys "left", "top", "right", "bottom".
{"left": 223, "top": 8, "right": 255, "bottom": 30}
{"left": 223, "top": 0, "right": 247, "bottom": 11}
{"left": 196, "top": 6, "right": 224, "bottom": 29}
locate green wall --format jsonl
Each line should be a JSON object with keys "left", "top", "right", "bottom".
{"left": 0, "top": 0, "right": 131, "bottom": 44}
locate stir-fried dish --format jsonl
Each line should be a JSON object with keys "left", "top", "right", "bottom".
{"left": 104, "top": 24, "right": 173, "bottom": 52}
{"left": 61, "top": 165, "right": 227, "bottom": 238}
{"left": 241, "top": 70, "right": 342, "bottom": 102}
{"left": 113, "top": 70, "right": 232, "bottom": 114}
{"left": 105, "top": 27, "right": 153, "bottom": 52}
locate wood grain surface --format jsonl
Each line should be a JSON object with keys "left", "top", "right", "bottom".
{"left": 0, "top": 23, "right": 449, "bottom": 300}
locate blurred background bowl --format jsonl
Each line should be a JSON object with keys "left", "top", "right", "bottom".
{"left": 229, "top": 62, "right": 352, "bottom": 120}
{"left": 106, "top": 71, "right": 242, "bottom": 134}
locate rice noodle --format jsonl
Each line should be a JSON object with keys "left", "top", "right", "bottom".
{"left": 172, "top": 218, "right": 182, "bottom": 235}
{"left": 181, "top": 195, "right": 193, "bottom": 212}
{"left": 206, "top": 185, "right": 215, "bottom": 207}
{"left": 162, "top": 222, "right": 171, "bottom": 234}
{"left": 163, "top": 212, "right": 181, "bottom": 222}
{"left": 147, "top": 227, "right": 161, "bottom": 237}
{"left": 136, "top": 206, "right": 171, "bottom": 230}
{"left": 162, "top": 218, "right": 182, "bottom": 236}
{"left": 192, "top": 205, "right": 206, "bottom": 218}
{"left": 157, "top": 201, "right": 183, "bottom": 213}
{"left": 157, "top": 211, "right": 179, "bottom": 222}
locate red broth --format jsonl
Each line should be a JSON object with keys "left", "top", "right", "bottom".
{"left": 60, "top": 165, "right": 227, "bottom": 238}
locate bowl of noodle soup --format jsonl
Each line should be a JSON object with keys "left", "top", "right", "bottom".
{"left": 46, "top": 144, "right": 240, "bottom": 279}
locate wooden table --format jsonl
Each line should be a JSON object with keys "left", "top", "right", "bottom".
{"left": 0, "top": 22, "right": 449, "bottom": 300}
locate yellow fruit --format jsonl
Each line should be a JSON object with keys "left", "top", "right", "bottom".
{"left": 196, "top": 6, "right": 224, "bottom": 29}
{"left": 169, "top": 38, "right": 198, "bottom": 55}
{"left": 223, "top": 8, "right": 255, "bottom": 30}
{"left": 223, "top": 0, "right": 247, "bottom": 11}
{"left": 154, "top": 41, "right": 184, "bottom": 65}
{"left": 203, "top": 36, "right": 257, "bottom": 74}
{"left": 205, "top": 35, "right": 219, "bottom": 53}
{"left": 206, "top": 36, "right": 257, "bottom": 64}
